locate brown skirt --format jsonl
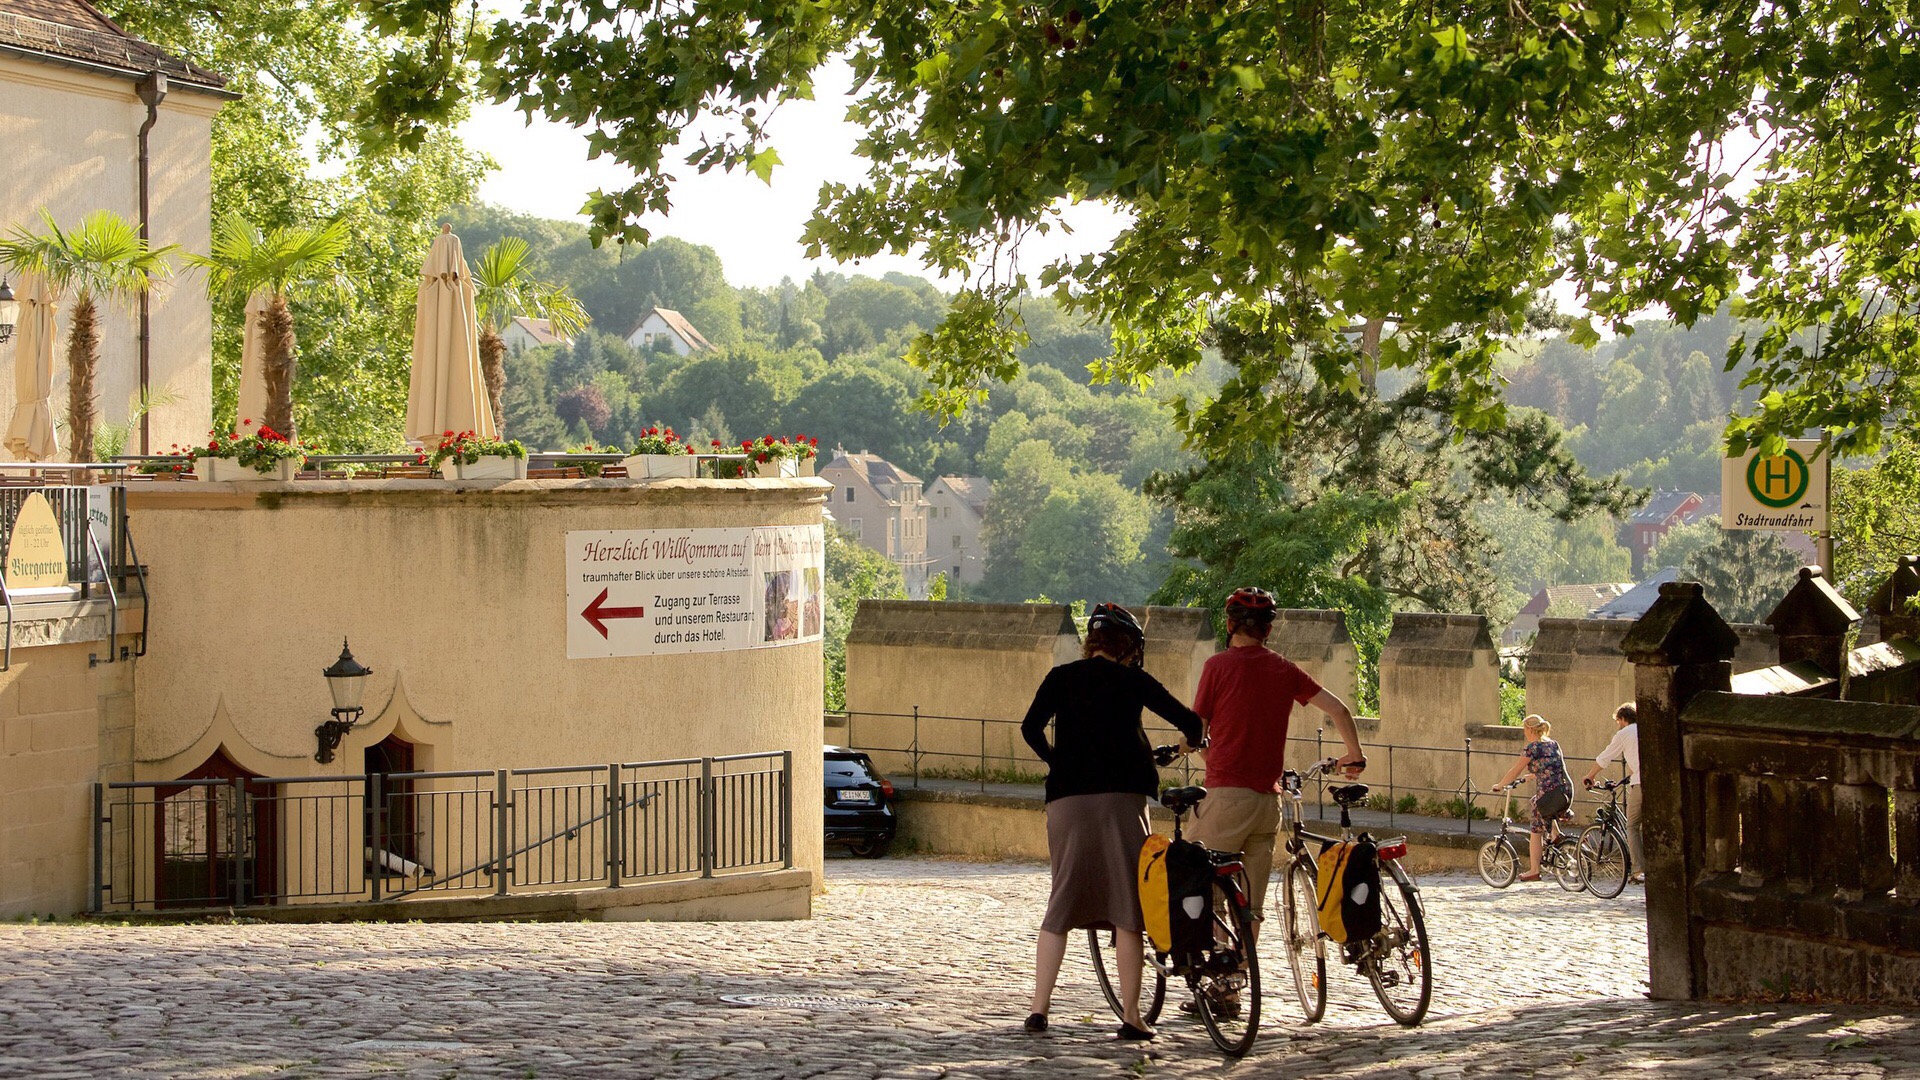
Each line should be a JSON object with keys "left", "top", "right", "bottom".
{"left": 1041, "top": 792, "right": 1150, "bottom": 934}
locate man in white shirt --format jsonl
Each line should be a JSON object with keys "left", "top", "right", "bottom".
{"left": 1582, "top": 702, "right": 1643, "bottom": 884}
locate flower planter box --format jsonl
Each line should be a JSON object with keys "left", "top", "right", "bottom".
{"left": 796, "top": 457, "right": 816, "bottom": 477}
{"left": 200, "top": 457, "right": 298, "bottom": 483}
{"left": 622, "top": 454, "right": 698, "bottom": 479}
{"left": 751, "top": 458, "right": 800, "bottom": 479}
{"left": 439, "top": 455, "right": 529, "bottom": 481}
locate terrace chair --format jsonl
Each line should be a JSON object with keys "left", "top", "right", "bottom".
{"left": 599, "top": 465, "right": 630, "bottom": 479}
{"left": 525, "top": 467, "right": 583, "bottom": 479}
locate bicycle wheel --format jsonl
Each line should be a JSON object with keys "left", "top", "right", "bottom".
{"left": 1282, "top": 858, "right": 1326, "bottom": 1023}
{"left": 1191, "top": 877, "right": 1261, "bottom": 1056}
{"left": 1477, "top": 838, "right": 1518, "bottom": 888}
{"left": 1365, "top": 870, "right": 1432, "bottom": 1025}
{"left": 1087, "top": 929, "right": 1166, "bottom": 1025}
{"left": 1581, "top": 825, "right": 1628, "bottom": 899}
{"left": 1552, "top": 837, "right": 1588, "bottom": 892}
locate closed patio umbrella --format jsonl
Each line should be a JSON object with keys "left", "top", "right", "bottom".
{"left": 405, "top": 225, "right": 496, "bottom": 442}
{"left": 235, "top": 289, "right": 273, "bottom": 435}
{"left": 4, "top": 273, "right": 59, "bottom": 462}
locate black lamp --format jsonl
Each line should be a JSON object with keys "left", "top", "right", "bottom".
{"left": 0, "top": 279, "right": 16, "bottom": 346}
{"left": 314, "top": 639, "right": 373, "bottom": 764}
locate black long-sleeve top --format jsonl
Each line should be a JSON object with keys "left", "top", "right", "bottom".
{"left": 1021, "top": 657, "right": 1206, "bottom": 803}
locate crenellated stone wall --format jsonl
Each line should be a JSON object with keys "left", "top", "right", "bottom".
{"left": 1269, "top": 608, "right": 1359, "bottom": 705}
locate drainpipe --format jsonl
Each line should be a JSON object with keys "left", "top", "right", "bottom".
{"left": 136, "top": 71, "right": 168, "bottom": 456}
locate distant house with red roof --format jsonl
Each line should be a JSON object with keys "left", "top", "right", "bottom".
{"left": 1621, "top": 490, "right": 1706, "bottom": 575}
{"left": 1504, "top": 582, "right": 1634, "bottom": 644}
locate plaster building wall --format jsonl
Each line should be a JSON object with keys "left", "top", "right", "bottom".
{"left": 0, "top": 55, "right": 219, "bottom": 455}
{"left": 1522, "top": 618, "right": 1639, "bottom": 764}
{"left": 924, "top": 477, "right": 987, "bottom": 589}
{"left": 122, "top": 478, "right": 829, "bottom": 883}
{"left": 0, "top": 609, "right": 141, "bottom": 919}
{"left": 842, "top": 601, "right": 1079, "bottom": 776}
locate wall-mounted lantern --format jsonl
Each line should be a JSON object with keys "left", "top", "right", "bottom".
{"left": 0, "top": 279, "right": 17, "bottom": 345}
{"left": 313, "top": 639, "right": 374, "bottom": 764}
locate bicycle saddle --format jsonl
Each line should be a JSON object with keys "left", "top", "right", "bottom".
{"left": 1160, "top": 785, "right": 1207, "bottom": 814}
{"left": 1329, "top": 783, "right": 1370, "bottom": 807}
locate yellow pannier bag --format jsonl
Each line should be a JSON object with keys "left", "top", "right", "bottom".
{"left": 1138, "top": 834, "right": 1174, "bottom": 953}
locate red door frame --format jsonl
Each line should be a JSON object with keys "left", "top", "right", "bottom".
{"left": 153, "top": 749, "right": 278, "bottom": 908}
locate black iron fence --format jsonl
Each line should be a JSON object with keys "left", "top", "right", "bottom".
{"left": 825, "top": 708, "right": 1628, "bottom": 834}
{"left": 92, "top": 751, "right": 792, "bottom": 912}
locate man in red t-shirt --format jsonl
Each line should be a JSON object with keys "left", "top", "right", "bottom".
{"left": 1186, "top": 587, "right": 1366, "bottom": 933}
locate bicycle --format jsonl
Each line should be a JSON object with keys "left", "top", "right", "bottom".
{"left": 1475, "top": 780, "right": 1586, "bottom": 892}
{"left": 1276, "top": 758, "right": 1432, "bottom": 1026}
{"left": 1578, "top": 778, "right": 1633, "bottom": 899}
{"left": 1087, "top": 748, "right": 1261, "bottom": 1056}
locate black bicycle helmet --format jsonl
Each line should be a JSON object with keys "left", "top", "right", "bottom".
{"left": 1224, "top": 586, "right": 1277, "bottom": 622}
{"left": 1087, "top": 602, "right": 1145, "bottom": 644}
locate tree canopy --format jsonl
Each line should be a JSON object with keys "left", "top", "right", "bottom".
{"left": 365, "top": 0, "right": 1920, "bottom": 462}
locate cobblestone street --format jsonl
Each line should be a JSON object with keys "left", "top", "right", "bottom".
{"left": 2, "top": 857, "right": 1915, "bottom": 1078}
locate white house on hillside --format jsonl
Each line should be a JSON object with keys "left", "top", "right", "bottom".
{"left": 624, "top": 307, "right": 712, "bottom": 356}
{"left": 926, "top": 476, "right": 990, "bottom": 590}
{"left": 501, "top": 315, "right": 569, "bottom": 353}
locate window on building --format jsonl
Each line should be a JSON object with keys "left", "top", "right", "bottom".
{"left": 953, "top": 534, "right": 962, "bottom": 549}
{"left": 849, "top": 518, "right": 863, "bottom": 539}
{"left": 846, "top": 487, "right": 856, "bottom": 502}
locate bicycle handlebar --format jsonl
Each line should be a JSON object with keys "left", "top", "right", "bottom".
{"left": 1151, "top": 738, "right": 1207, "bottom": 767}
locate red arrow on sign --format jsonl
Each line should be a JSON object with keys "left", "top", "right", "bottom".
{"left": 581, "top": 587, "right": 646, "bottom": 639}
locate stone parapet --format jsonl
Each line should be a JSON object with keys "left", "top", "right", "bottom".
{"left": 1271, "top": 608, "right": 1358, "bottom": 703}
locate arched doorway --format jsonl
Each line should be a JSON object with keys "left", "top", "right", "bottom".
{"left": 154, "top": 749, "right": 277, "bottom": 908}
{"left": 365, "top": 735, "right": 422, "bottom": 881}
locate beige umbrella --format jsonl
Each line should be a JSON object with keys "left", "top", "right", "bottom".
{"left": 4, "top": 272, "right": 60, "bottom": 462}
{"left": 405, "top": 224, "right": 496, "bottom": 442}
{"left": 234, "top": 289, "right": 274, "bottom": 436}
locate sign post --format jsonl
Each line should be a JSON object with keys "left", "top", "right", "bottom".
{"left": 1721, "top": 438, "right": 1832, "bottom": 566}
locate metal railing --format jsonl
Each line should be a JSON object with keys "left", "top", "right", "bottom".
{"left": 825, "top": 707, "right": 1628, "bottom": 835}
{"left": 114, "top": 452, "right": 760, "bottom": 479}
{"left": 91, "top": 751, "right": 792, "bottom": 913}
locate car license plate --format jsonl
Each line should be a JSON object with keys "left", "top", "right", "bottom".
{"left": 840, "top": 789, "right": 873, "bottom": 803}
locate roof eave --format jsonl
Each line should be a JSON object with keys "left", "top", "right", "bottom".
{"left": 0, "top": 41, "right": 238, "bottom": 97}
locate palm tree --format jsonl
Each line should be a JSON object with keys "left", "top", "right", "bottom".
{"left": 472, "top": 237, "right": 589, "bottom": 432}
{"left": 0, "top": 210, "right": 176, "bottom": 462}
{"left": 189, "top": 213, "right": 349, "bottom": 439}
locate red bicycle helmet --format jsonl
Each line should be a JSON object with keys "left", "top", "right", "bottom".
{"left": 1225, "top": 586, "right": 1277, "bottom": 622}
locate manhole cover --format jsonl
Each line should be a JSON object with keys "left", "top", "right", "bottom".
{"left": 720, "top": 993, "right": 903, "bottom": 1011}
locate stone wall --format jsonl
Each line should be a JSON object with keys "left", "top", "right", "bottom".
{"left": 1523, "top": 618, "right": 1636, "bottom": 763}
{"left": 842, "top": 600, "right": 1079, "bottom": 777}
{"left": 1270, "top": 608, "right": 1358, "bottom": 704}
{"left": 1373, "top": 614, "right": 1499, "bottom": 798}
{"left": 1139, "top": 605, "right": 1214, "bottom": 707}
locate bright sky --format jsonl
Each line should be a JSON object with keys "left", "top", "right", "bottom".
{"left": 457, "top": 63, "right": 1128, "bottom": 290}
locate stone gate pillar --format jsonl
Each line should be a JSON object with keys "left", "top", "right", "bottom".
{"left": 1765, "top": 566, "right": 1860, "bottom": 694}
{"left": 1621, "top": 581, "right": 1736, "bottom": 1001}
{"left": 1868, "top": 555, "right": 1920, "bottom": 643}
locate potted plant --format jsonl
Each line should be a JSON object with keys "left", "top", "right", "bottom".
{"left": 193, "top": 424, "right": 305, "bottom": 482}
{"left": 791, "top": 433, "right": 820, "bottom": 477}
{"left": 138, "top": 451, "right": 193, "bottom": 480}
{"left": 743, "top": 435, "right": 799, "bottom": 478}
{"left": 621, "top": 427, "right": 697, "bottom": 478}
{"left": 430, "top": 429, "right": 528, "bottom": 480}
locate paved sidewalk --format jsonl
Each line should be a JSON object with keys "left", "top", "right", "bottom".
{"left": 2, "top": 857, "right": 1915, "bottom": 1078}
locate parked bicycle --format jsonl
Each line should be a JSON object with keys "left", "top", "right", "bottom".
{"left": 1476, "top": 779, "right": 1586, "bottom": 892}
{"left": 1578, "top": 778, "right": 1633, "bottom": 898}
{"left": 1276, "top": 758, "right": 1432, "bottom": 1026}
{"left": 1087, "top": 747, "right": 1261, "bottom": 1056}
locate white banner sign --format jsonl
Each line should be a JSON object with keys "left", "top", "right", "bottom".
{"left": 1720, "top": 439, "right": 1828, "bottom": 532}
{"left": 565, "top": 525, "right": 825, "bottom": 658}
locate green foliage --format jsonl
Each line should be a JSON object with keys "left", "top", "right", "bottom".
{"left": 0, "top": 209, "right": 177, "bottom": 303}
{"left": 191, "top": 213, "right": 350, "bottom": 304}
{"left": 472, "top": 237, "right": 589, "bottom": 337}
{"left": 1657, "top": 516, "right": 1804, "bottom": 623}
{"left": 1832, "top": 432, "right": 1920, "bottom": 606}
{"left": 927, "top": 572, "right": 948, "bottom": 602}
{"left": 823, "top": 523, "right": 907, "bottom": 711}
{"left": 1500, "top": 678, "right": 1527, "bottom": 727}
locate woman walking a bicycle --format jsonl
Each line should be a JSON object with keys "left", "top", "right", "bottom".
{"left": 1019, "top": 603, "right": 1205, "bottom": 1041}
{"left": 1492, "top": 715, "right": 1575, "bottom": 882}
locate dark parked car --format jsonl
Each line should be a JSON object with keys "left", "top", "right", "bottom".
{"left": 824, "top": 746, "right": 896, "bottom": 857}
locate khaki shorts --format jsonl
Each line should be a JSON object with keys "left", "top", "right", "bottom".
{"left": 1187, "top": 786, "right": 1282, "bottom": 919}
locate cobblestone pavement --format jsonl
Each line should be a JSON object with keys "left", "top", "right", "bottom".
{"left": 3, "top": 858, "right": 1915, "bottom": 1078}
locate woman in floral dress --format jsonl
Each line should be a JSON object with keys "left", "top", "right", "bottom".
{"left": 1493, "top": 715, "right": 1574, "bottom": 882}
